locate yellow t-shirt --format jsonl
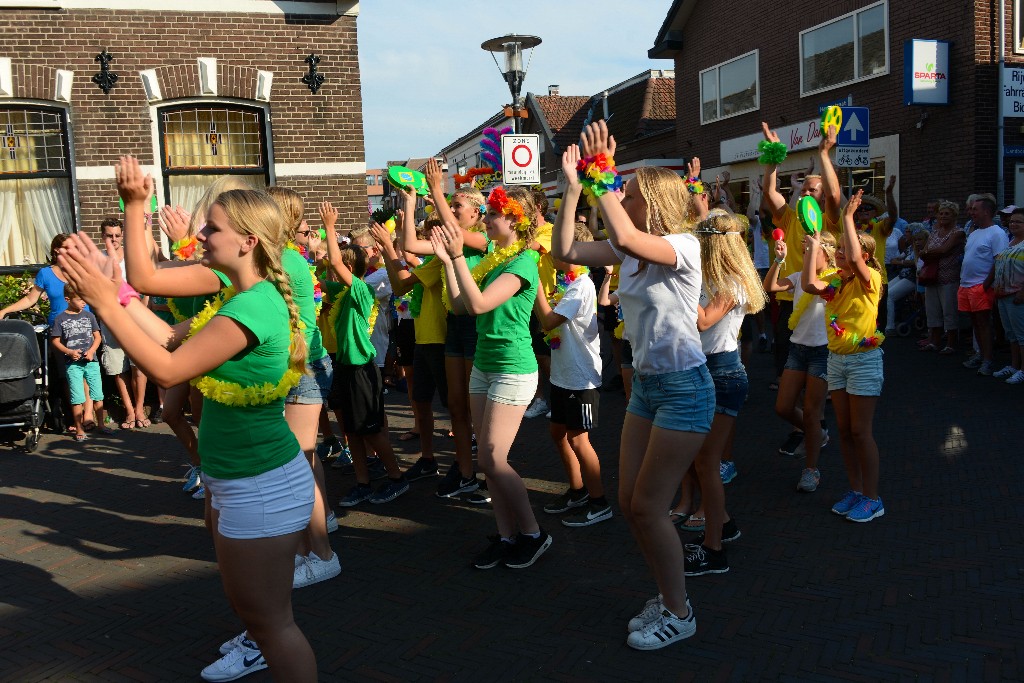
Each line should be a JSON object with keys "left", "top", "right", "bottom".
{"left": 774, "top": 206, "right": 806, "bottom": 302}
{"left": 534, "top": 221, "right": 556, "bottom": 297}
{"left": 411, "top": 259, "right": 447, "bottom": 345}
{"left": 825, "top": 268, "right": 883, "bottom": 354}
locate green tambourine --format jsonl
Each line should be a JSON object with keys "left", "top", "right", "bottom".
{"left": 119, "top": 195, "right": 159, "bottom": 213}
{"left": 796, "top": 195, "right": 823, "bottom": 235}
{"left": 387, "top": 165, "right": 429, "bottom": 196}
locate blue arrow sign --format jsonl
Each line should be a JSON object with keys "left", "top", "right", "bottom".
{"left": 836, "top": 107, "right": 869, "bottom": 147}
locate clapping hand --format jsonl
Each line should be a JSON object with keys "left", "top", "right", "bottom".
{"left": 115, "top": 155, "right": 154, "bottom": 207}
{"left": 562, "top": 144, "right": 582, "bottom": 189}
{"left": 580, "top": 120, "right": 617, "bottom": 160}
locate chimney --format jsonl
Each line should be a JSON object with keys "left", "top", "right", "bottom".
{"left": 548, "top": 84, "right": 559, "bottom": 96}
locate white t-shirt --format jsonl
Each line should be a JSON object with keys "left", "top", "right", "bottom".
{"left": 365, "top": 268, "right": 392, "bottom": 366}
{"left": 884, "top": 228, "right": 903, "bottom": 264}
{"left": 550, "top": 274, "right": 601, "bottom": 390}
{"left": 610, "top": 233, "right": 705, "bottom": 375}
{"left": 698, "top": 281, "right": 748, "bottom": 355}
{"left": 786, "top": 273, "right": 828, "bottom": 347}
{"left": 751, "top": 216, "right": 769, "bottom": 269}
{"left": 961, "top": 225, "right": 1009, "bottom": 287}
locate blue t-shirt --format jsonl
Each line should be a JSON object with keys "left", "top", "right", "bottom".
{"left": 35, "top": 266, "right": 89, "bottom": 325}
{"left": 50, "top": 309, "right": 100, "bottom": 352}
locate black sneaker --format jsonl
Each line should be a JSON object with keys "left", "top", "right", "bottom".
{"left": 472, "top": 535, "right": 512, "bottom": 569}
{"left": 465, "top": 478, "right": 491, "bottom": 504}
{"left": 404, "top": 457, "right": 439, "bottom": 481}
{"left": 436, "top": 465, "right": 480, "bottom": 498}
{"left": 778, "top": 430, "right": 804, "bottom": 456}
{"left": 504, "top": 529, "right": 553, "bottom": 569}
{"left": 684, "top": 518, "right": 741, "bottom": 548}
{"left": 542, "top": 488, "right": 589, "bottom": 514}
{"left": 683, "top": 544, "right": 729, "bottom": 576}
{"left": 561, "top": 501, "right": 613, "bottom": 527}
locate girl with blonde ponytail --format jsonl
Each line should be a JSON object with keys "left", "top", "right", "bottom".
{"left": 58, "top": 157, "right": 317, "bottom": 682}
{"left": 265, "top": 186, "right": 340, "bottom": 591}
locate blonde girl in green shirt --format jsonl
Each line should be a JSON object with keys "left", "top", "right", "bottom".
{"left": 59, "top": 156, "right": 317, "bottom": 682}
{"left": 430, "top": 186, "right": 553, "bottom": 571}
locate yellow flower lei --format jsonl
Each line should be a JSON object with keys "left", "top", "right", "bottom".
{"left": 184, "top": 285, "right": 303, "bottom": 406}
{"left": 471, "top": 239, "right": 528, "bottom": 287}
{"left": 167, "top": 298, "right": 186, "bottom": 323}
{"left": 788, "top": 267, "right": 839, "bottom": 331}
{"left": 325, "top": 284, "right": 381, "bottom": 338}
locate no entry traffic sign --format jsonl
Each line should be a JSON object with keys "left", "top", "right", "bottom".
{"left": 501, "top": 134, "right": 540, "bottom": 185}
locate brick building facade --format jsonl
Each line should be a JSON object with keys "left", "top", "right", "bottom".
{"left": 650, "top": 0, "right": 1024, "bottom": 219}
{"left": 0, "top": 0, "right": 365, "bottom": 270}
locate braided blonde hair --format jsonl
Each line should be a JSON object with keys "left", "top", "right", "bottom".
{"left": 695, "top": 209, "right": 767, "bottom": 314}
{"left": 634, "top": 167, "right": 698, "bottom": 236}
{"left": 212, "top": 189, "right": 308, "bottom": 373}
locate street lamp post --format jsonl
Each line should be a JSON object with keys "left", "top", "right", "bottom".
{"left": 481, "top": 34, "right": 542, "bottom": 135}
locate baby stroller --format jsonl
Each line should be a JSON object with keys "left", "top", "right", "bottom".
{"left": 0, "top": 318, "right": 48, "bottom": 452}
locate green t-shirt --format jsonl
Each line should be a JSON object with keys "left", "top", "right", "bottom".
{"left": 282, "top": 247, "right": 327, "bottom": 363}
{"left": 168, "top": 270, "right": 232, "bottom": 320}
{"left": 474, "top": 252, "right": 539, "bottom": 374}
{"left": 197, "top": 280, "right": 300, "bottom": 479}
{"left": 149, "top": 295, "right": 176, "bottom": 326}
{"left": 323, "top": 278, "right": 375, "bottom": 366}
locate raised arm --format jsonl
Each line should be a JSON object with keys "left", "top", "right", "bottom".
{"left": 550, "top": 144, "right": 620, "bottom": 267}
{"left": 371, "top": 220, "right": 419, "bottom": 296}
{"left": 881, "top": 175, "right": 899, "bottom": 236}
{"left": 581, "top": 122, "right": 680, "bottom": 267}
{"left": 319, "top": 201, "right": 353, "bottom": 287}
{"left": 817, "top": 124, "right": 842, "bottom": 222}
{"left": 841, "top": 190, "right": 874, "bottom": 287}
{"left": 801, "top": 232, "right": 829, "bottom": 295}
{"left": 117, "top": 156, "right": 221, "bottom": 297}
{"left": 760, "top": 122, "right": 788, "bottom": 219}
{"left": 763, "top": 239, "right": 794, "bottom": 293}
{"left": 430, "top": 218, "right": 519, "bottom": 315}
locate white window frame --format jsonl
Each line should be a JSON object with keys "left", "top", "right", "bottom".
{"left": 699, "top": 50, "right": 760, "bottom": 125}
{"left": 799, "top": 0, "right": 889, "bottom": 97}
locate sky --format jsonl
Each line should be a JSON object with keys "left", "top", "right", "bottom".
{"left": 357, "top": 1, "right": 672, "bottom": 169}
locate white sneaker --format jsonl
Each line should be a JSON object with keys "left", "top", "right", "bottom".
{"left": 1007, "top": 370, "right": 1024, "bottom": 385}
{"left": 993, "top": 365, "right": 1017, "bottom": 379}
{"left": 626, "top": 605, "right": 697, "bottom": 650}
{"left": 218, "top": 631, "right": 248, "bottom": 656}
{"left": 293, "top": 551, "right": 341, "bottom": 589}
{"left": 201, "top": 637, "right": 266, "bottom": 681}
{"left": 627, "top": 595, "right": 692, "bottom": 632}
{"left": 523, "top": 397, "right": 550, "bottom": 419}
{"left": 326, "top": 511, "right": 339, "bottom": 534}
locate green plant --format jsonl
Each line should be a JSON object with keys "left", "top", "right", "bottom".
{"left": 0, "top": 272, "right": 49, "bottom": 320}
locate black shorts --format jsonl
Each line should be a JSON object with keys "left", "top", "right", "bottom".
{"left": 412, "top": 343, "right": 448, "bottom": 406}
{"left": 444, "top": 313, "right": 478, "bottom": 359}
{"left": 599, "top": 303, "right": 619, "bottom": 333}
{"left": 394, "top": 318, "right": 415, "bottom": 366}
{"left": 549, "top": 385, "right": 599, "bottom": 431}
{"left": 529, "top": 311, "right": 552, "bottom": 357}
{"left": 329, "top": 362, "right": 385, "bottom": 435}
{"left": 621, "top": 339, "right": 633, "bottom": 369}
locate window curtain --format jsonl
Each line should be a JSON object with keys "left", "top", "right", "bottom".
{"left": 0, "top": 178, "right": 72, "bottom": 267}
{"left": 168, "top": 174, "right": 265, "bottom": 214}
{"left": 163, "top": 109, "right": 262, "bottom": 170}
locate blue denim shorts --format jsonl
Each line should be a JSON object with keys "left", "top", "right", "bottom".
{"left": 444, "top": 313, "right": 478, "bottom": 359}
{"left": 628, "top": 365, "right": 714, "bottom": 433}
{"left": 705, "top": 350, "right": 748, "bottom": 417}
{"left": 784, "top": 342, "right": 829, "bottom": 381}
{"left": 207, "top": 451, "right": 314, "bottom": 539}
{"left": 287, "top": 354, "right": 333, "bottom": 405}
{"left": 827, "top": 348, "right": 884, "bottom": 396}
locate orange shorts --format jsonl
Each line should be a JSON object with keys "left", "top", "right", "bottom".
{"left": 957, "top": 283, "right": 995, "bottom": 312}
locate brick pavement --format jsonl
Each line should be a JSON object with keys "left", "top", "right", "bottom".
{"left": 1, "top": 337, "right": 1021, "bottom": 682}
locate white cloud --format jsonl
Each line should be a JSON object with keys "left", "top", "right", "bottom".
{"left": 357, "top": 1, "right": 671, "bottom": 168}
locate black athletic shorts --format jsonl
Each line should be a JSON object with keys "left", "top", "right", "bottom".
{"left": 329, "top": 361, "right": 385, "bottom": 435}
{"left": 411, "top": 343, "right": 448, "bottom": 406}
{"left": 549, "top": 385, "right": 599, "bottom": 431}
{"left": 394, "top": 318, "right": 415, "bottom": 366}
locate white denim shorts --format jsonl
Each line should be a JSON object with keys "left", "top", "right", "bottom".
{"left": 207, "top": 451, "right": 314, "bottom": 539}
{"left": 468, "top": 367, "right": 538, "bottom": 406}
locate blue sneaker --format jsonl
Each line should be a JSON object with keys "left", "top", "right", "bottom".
{"left": 316, "top": 436, "right": 341, "bottom": 460}
{"left": 847, "top": 496, "right": 884, "bottom": 523}
{"left": 338, "top": 483, "right": 373, "bottom": 507}
{"left": 369, "top": 477, "right": 410, "bottom": 504}
{"left": 182, "top": 465, "right": 202, "bottom": 492}
{"left": 719, "top": 461, "right": 737, "bottom": 484}
{"left": 831, "top": 490, "right": 863, "bottom": 516}
{"left": 330, "top": 445, "right": 354, "bottom": 471}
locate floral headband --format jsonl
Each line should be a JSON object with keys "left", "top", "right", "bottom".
{"left": 486, "top": 187, "right": 531, "bottom": 232}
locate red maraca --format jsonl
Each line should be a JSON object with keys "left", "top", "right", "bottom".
{"left": 772, "top": 228, "right": 784, "bottom": 242}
